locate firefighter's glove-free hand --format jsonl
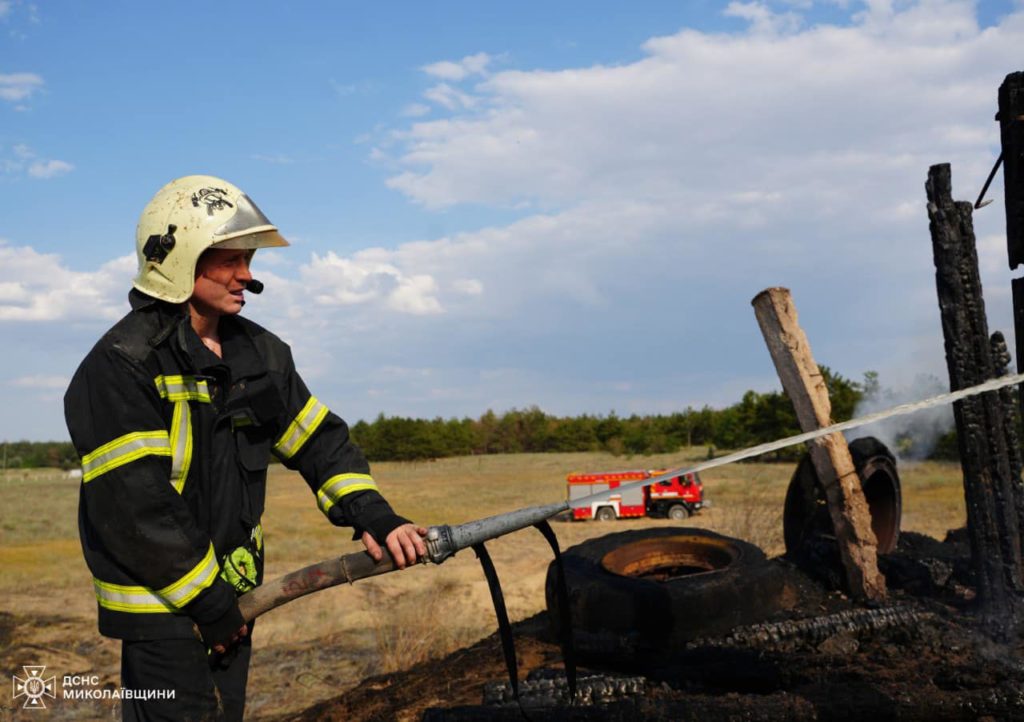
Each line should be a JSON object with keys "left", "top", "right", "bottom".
{"left": 361, "top": 523, "right": 428, "bottom": 569}
{"left": 198, "top": 604, "right": 249, "bottom": 654}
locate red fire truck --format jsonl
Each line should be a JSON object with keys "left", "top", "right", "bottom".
{"left": 567, "top": 469, "right": 706, "bottom": 521}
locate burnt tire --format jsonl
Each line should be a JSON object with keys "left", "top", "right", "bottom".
{"left": 783, "top": 436, "right": 902, "bottom": 559}
{"left": 545, "top": 527, "right": 786, "bottom": 661}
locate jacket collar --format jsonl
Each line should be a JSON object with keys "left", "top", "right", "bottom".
{"left": 178, "top": 314, "right": 266, "bottom": 382}
{"left": 129, "top": 288, "right": 188, "bottom": 350}
{"left": 219, "top": 317, "right": 265, "bottom": 381}
{"left": 130, "top": 288, "right": 266, "bottom": 381}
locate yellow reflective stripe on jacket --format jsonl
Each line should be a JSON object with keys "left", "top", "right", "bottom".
{"left": 81, "top": 431, "right": 171, "bottom": 483}
{"left": 274, "top": 396, "right": 329, "bottom": 459}
{"left": 158, "top": 543, "right": 219, "bottom": 606}
{"left": 92, "top": 544, "right": 219, "bottom": 613}
{"left": 169, "top": 400, "right": 193, "bottom": 494}
{"left": 154, "top": 375, "right": 211, "bottom": 403}
{"left": 316, "top": 473, "right": 378, "bottom": 514}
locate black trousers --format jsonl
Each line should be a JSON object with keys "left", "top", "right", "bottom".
{"left": 120, "top": 637, "right": 251, "bottom": 722}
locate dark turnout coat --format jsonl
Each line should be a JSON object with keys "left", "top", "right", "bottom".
{"left": 64, "top": 290, "right": 405, "bottom": 640}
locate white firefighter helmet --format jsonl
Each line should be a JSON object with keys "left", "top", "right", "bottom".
{"left": 133, "top": 175, "right": 289, "bottom": 303}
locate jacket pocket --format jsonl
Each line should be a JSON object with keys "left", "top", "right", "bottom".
{"left": 236, "top": 425, "right": 272, "bottom": 473}
{"left": 235, "top": 424, "right": 271, "bottom": 521}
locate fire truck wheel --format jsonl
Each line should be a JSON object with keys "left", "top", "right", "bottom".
{"left": 594, "top": 506, "right": 617, "bottom": 521}
{"left": 667, "top": 504, "right": 689, "bottom": 520}
{"left": 545, "top": 527, "right": 786, "bottom": 661}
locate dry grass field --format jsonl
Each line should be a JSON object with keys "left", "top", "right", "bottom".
{"left": 0, "top": 449, "right": 967, "bottom": 720}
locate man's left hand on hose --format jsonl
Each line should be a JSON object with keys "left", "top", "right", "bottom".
{"left": 361, "top": 523, "right": 428, "bottom": 569}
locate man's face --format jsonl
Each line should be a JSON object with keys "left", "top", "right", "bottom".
{"left": 190, "top": 248, "right": 253, "bottom": 317}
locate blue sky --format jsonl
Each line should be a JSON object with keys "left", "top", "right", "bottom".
{"left": 1, "top": 0, "right": 1022, "bottom": 441}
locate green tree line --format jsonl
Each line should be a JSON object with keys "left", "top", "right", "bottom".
{"left": 4, "top": 366, "right": 959, "bottom": 468}
{"left": 350, "top": 365, "right": 868, "bottom": 461}
{"left": 0, "top": 440, "right": 79, "bottom": 470}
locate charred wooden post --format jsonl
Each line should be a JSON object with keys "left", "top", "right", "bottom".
{"left": 991, "top": 332, "right": 1024, "bottom": 481}
{"left": 999, "top": 72, "right": 1024, "bottom": 268}
{"left": 752, "top": 287, "right": 886, "bottom": 601}
{"left": 998, "top": 71, "right": 1024, "bottom": 576}
{"left": 926, "top": 163, "right": 1023, "bottom": 630}
{"left": 991, "top": 332, "right": 1024, "bottom": 538}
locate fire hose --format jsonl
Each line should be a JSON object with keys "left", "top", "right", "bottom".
{"left": 236, "top": 369, "right": 1024, "bottom": 705}
{"left": 237, "top": 502, "right": 578, "bottom": 707}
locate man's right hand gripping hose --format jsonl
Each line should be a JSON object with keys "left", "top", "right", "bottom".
{"left": 187, "top": 580, "right": 250, "bottom": 665}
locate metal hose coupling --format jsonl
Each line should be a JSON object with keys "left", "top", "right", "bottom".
{"left": 425, "top": 501, "right": 570, "bottom": 565}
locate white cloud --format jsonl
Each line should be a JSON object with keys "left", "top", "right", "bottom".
{"left": 0, "top": 281, "right": 25, "bottom": 302}
{"left": 725, "top": 2, "right": 804, "bottom": 34}
{"left": 421, "top": 52, "right": 492, "bottom": 81}
{"left": 297, "top": 250, "right": 444, "bottom": 315}
{"left": 9, "top": 374, "right": 69, "bottom": 389}
{"left": 27, "top": 159, "right": 73, "bottom": 178}
{"left": 0, "top": 2, "right": 12, "bottom": 19}
{"left": 3, "top": 144, "right": 74, "bottom": 179}
{"left": 0, "top": 71, "right": 42, "bottom": 102}
{"left": 384, "top": 1, "right": 1020, "bottom": 211}
{"left": 0, "top": 241, "right": 133, "bottom": 322}
{"left": 251, "top": 249, "right": 291, "bottom": 268}
{"left": 422, "top": 82, "right": 477, "bottom": 110}
{"left": 452, "top": 279, "right": 483, "bottom": 295}
{"left": 401, "top": 103, "right": 431, "bottom": 118}
{"left": 389, "top": 274, "right": 443, "bottom": 315}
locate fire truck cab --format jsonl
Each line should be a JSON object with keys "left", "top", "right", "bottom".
{"left": 567, "top": 469, "right": 706, "bottom": 521}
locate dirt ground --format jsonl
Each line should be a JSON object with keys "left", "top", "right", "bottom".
{"left": 284, "top": 531, "right": 1024, "bottom": 722}
{"left": 0, "top": 452, "right": 987, "bottom": 720}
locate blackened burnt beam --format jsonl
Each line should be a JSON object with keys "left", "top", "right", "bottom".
{"left": 927, "top": 163, "right": 1023, "bottom": 634}
{"left": 998, "top": 73, "right": 1024, "bottom": 552}
{"left": 1000, "top": 71, "right": 1024, "bottom": 268}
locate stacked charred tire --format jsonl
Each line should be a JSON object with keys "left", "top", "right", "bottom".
{"left": 783, "top": 436, "right": 902, "bottom": 587}
{"left": 545, "top": 527, "right": 787, "bottom": 661}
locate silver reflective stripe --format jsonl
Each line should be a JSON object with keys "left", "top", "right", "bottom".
{"left": 316, "top": 473, "right": 378, "bottom": 514}
{"left": 82, "top": 431, "right": 171, "bottom": 483}
{"left": 93, "top": 579, "right": 176, "bottom": 614}
{"left": 154, "top": 375, "right": 211, "bottom": 403}
{"left": 92, "top": 544, "right": 219, "bottom": 613}
{"left": 274, "top": 396, "right": 329, "bottom": 459}
{"left": 169, "top": 400, "right": 192, "bottom": 494}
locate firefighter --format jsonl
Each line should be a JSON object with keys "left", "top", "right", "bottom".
{"left": 64, "top": 175, "right": 427, "bottom": 721}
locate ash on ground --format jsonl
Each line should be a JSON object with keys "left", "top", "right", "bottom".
{"left": 287, "top": 529, "right": 1024, "bottom": 722}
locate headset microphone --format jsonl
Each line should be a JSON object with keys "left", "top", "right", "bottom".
{"left": 246, "top": 279, "right": 264, "bottom": 294}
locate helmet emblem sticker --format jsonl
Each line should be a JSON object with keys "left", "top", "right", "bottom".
{"left": 191, "top": 187, "right": 234, "bottom": 215}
